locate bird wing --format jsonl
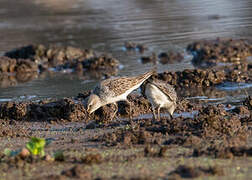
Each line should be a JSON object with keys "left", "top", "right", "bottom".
{"left": 93, "top": 70, "right": 154, "bottom": 98}
{"left": 149, "top": 79, "right": 177, "bottom": 102}
{"left": 93, "top": 76, "right": 140, "bottom": 97}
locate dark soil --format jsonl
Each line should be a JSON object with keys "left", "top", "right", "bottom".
{"left": 1, "top": 39, "right": 252, "bottom": 179}
{"left": 4, "top": 44, "right": 119, "bottom": 72}
{"left": 0, "top": 44, "right": 119, "bottom": 87}
{"left": 158, "top": 52, "right": 184, "bottom": 64}
{"left": 124, "top": 41, "right": 148, "bottom": 53}
{"left": 187, "top": 38, "right": 252, "bottom": 67}
{"left": 169, "top": 165, "right": 224, "bottom": 178}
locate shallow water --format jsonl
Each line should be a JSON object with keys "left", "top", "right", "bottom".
{"left": 1, "top": 0, "right": 252, "bottom": 102}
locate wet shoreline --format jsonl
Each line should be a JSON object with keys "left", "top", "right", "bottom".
{"left": 1, "top": 0, "right": 252, "bottom": 178}
{"left": 0, "top": 37, "right": 252, "bottom": 179}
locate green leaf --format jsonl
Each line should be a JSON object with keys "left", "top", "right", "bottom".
{"left": 4, "top": 148, "right": 12, "bottom": 156}
{"left": 26, "top": 137, "right": 46, "bottom": 156}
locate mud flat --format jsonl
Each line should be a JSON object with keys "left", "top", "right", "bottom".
{"left": 0, "top": 92, "right": 252, "bottom": 179}
{"left": 187, "top": 38, "right": 252, "bottom": 67}
{"left": 0, "top": 45, "right": 119, "bottom": 88}
{"left": 0, "top": 38, "right": 252, "bottom": 179}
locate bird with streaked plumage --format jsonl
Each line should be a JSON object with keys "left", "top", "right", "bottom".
{"left": 141, "top": 78, "right": 177, "bottom": 121}
{"left": 86, "top": 70, "right": 155, "bottom": 120}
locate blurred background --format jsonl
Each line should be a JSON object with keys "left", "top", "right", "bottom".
{"left": 0, "top": 0, "right": 252, "bottom": 102}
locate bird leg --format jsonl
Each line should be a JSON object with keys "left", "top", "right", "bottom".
{"left": 151, "top": 106, "right": 157, "bottom": 120}
{"left": 157, "top": 105, "right": 161, "bottom": 121}
{"left": 111, "top": 102, "right": 118, "bottom": 121}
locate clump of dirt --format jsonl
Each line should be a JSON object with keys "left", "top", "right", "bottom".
{"left": 164, "top": 135, "right": 202, "bottom": 147}
{"left": 0, "top": 101, "right": 30, "bottom": 121}
{"left": 224, "top": 62, "right": 252, "bottom": 82}
{"left": 85, "top": 94, "right": 152, "bottom": 124}
{"left": 82, "top": 54, "right": 119, "bottom": 70}
{"left": 91, "top": 104, "right": 118, "bottom": 124}
{"left": 0, "top": 154, "right": 45, "bottom": 169}
{"left": 118, "top": 94, "right": 151, "bottom": 117}
{"left": 158, "top": 52, "right": 184, "bottom": 64}
{"left": 124, "top": 41, "right": 148, "bottom": 53}
{"left": 92, "top": 125, "right": 162, "bottom": 146}
{"left": 91, "top": 102, "right": 248, "bottom": 150}
{"left": 61, "top": 165, "right": 91, "bottom": 179}
{"left": 149, "top": 104, "right": 244, "bottom": 139}
{"left": 0, "top": 56, "right": 35, "bottom": 73}
{"left": 169, "top": 165, "right": 224, "bottom": 178}
{"left": 0, "top": 120, "right": 29, "bottom": 137}
{"left": 189, "top": 105, "right": 249, "bottom": 158}
{"left": 140, "top": 53, "right": 157, "bottom": 64}
{"left": 175, "top": 99, "right": 202, "bottom": 113}
{"left": 76, "top": 90, "right": 91, "bottom": 100}
{"left": 193, "top": 141, "right": 252, "bottom": 159}
{"left": 187, "top": 38, "right": 252, "bottom": 67}
{"left": 0, "top": 93, "right": 151, "bottom": 123}
{"left": 4, "top": 44, "right": 119, "bottom": 77}
{"left": 243, "top": 96, "right": 252, "bottom": 110}
{"left": 5, "top": 45, "right": 94, "bottom": 67}
{"left": 156, "top": 69, "right": 226, "bottom": 88}
{"left": 29, "top": 98, "right": 87, "bottom": 122}
{"left": 153, "top": 62, "right": 252, "bottom": 88}
{"left": 139, "top": 51, "right": 184, "bottom": 65}
{"left": 231, "top": 105, "right": 250, "bottom": 117}
{"left": 38, "top": 175, "right": 66, "bottom": 180}
{"left": 144, "top": 145, "right": 168, "bottom": 157}
{"left": 0, "top": 98, "right": 87, "bottom": 122}
{"left": 80, "top": 153, "right": 103, "bottom": 165}
{"left": 198, "top": 105, "right": 244, "bottom": 137}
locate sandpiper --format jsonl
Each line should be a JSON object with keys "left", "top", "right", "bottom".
{"left": 86, "top": 70, "right": 155, "bottom": 120}
{"left": 142, "top": 78, "right": 177, "bottom": 121}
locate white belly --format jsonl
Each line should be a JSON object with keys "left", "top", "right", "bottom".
{"left": 145, "top": 83, "right": 172, "bottom": 108}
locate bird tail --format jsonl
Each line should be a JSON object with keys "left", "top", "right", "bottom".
{"left": 138, "top": 69, "right": 156, "bottom": 83}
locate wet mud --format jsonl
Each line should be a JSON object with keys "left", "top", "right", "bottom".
{"left": 155, "top": 61, "right": 252, "bottom": 89}
{"left": 0, "top": 94, "right": 252, "bottom": 179}
{"left": 187, "top": 38, "right": 252, "bottom": 67}
{"left": 0, "top": 98, "right": 87, "bottom": 122}
{"left": 0, "top": 44, "right": 119, "bottom": 87}
{"left": 124, "top": 41, "right": 148, "bottom": 53}
{"left": 158, "top": 52, "right": 184, "bottom": 64}
{"left": 139, "top": 51, "right": 184, "bottom": 65}
{"left": 1, "top": 38, "right": 252, "bottom": 179}
{"left": 4, "top": 44, "right": 119, "bottom": 71}
{"left": 169, "top": 165, "right": 224, "bottom": 178}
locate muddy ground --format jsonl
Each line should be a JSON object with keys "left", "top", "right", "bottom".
{"left": 1, "top": 38, "right": 252, "bottom": 179}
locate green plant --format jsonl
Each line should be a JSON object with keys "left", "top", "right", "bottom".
{"left": 3, "top": 148, "right": 20, "bottom": 156}
{"left": 53, "top": 150, "right": 65, "bottom": 161}
{"left": 26, "top": 137, "right": 46, "bottom": 157}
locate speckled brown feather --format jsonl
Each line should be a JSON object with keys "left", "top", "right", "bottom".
{"left": 147, "top": 79, "right": 177, "bottom": 102}
{"left": 93, "top": 70, "right": 155, "bottom": 100}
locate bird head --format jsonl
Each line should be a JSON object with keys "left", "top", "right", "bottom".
{"left": 86, "top": 94, "right": 101, "bottom": 114}
{"left": 167, "top": 102, "right": 177, "bottom": 117}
